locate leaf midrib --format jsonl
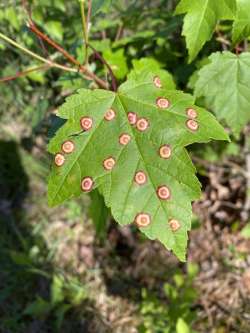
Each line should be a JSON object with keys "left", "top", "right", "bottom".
{"left": 117, "top": 94, "right": 178, "bottom": 241}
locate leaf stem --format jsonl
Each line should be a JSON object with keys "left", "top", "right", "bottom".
{"left": 88, "top": 43, "right": 118, "bottom": 91}
{"left": 80, "top": 0, "right": 89, "bottom": 64}
{"left": 27, "top": 23, "right": 108, "bottom": 89}
{"left": 0, "top": 32, "right": 84, "bottom": 74}
{"left": 0, "top": 64, "right": 49, "bottom": 82}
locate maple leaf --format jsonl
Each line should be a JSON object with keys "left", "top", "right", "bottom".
{"left": 194, "top": 51, "right": 250, "bottom": 135}
{"left": 232, "top": 0, "right": 250, "bottom": 43}
{"left": 48, "top": 70, "right": 228, "bottom": 260}
{"left": 175, "top": 0, "right": 236, "bottom": 62}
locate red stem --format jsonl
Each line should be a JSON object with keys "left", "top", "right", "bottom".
{"left": 21, "top": 0, "right": 108, "bottom": 89}
{"left": 22, "top": 0, "right": 49, "bottom": 57}
{"left": 88, "top": 43, "right": 118, "bottom": 92}
{"left": 0, "top": 65, "right": 49, "bottom": 82}
{"left": 27, "top": 22, "right": 108, "bottom": 89}
{"left": 87, "top": 0, "right": 92, "bottom": 28}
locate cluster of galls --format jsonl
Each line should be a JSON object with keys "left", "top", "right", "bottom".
{"left": 54, "top": 76, "right": 200, "bottom": 233}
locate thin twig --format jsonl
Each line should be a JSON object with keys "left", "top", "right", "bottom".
{"left": 80, "top": 0, "right": 89, "bottom": 64}
{"left": 115, "top": 24, "right": 124, "bottom": 41}
{"left": 0, "top": 33, "right": 84, "bottom": 75}
{"left": 27, "top": 22, "right": 108, "bottom": 89}
{"left": 215, "top": 26, "right": 230, "bottom": 51}
{"left": 86, "top": 0, "right": 92, "bottom": 64}
{"left": 87, "top": 0, "right": 92, "bottom": 28}
{"left": 88, "top": 43, "right": 118, "bottom": 91}
{"left": 242, "top": 127, "right": 250, "bottom": 221}
{"left": 0, "top": 64, "right": 49, "bottom": 82}
{"left": 21, "top": 0, "right": 49, "bottom": 57}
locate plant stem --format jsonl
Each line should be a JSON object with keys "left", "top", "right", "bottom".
{"left": 0, "top": 32, "right": 83, "bottom": 74}
{"left": 0, "top": 64, "right": 49, "bottom": 82}
{"left": 87, "top": 0, "right": 92, "bottom": 27}
{"left": 80, "top": 0, "right": 89, "bottom": 64}
{"left": 88, "top": 43, "right": 118, "bottom": 91}
{"left": 21, "top": 0, "right": 49, "bottom": 57}
{"left": 27, "top": 23, "right": 108, "bottom": 89}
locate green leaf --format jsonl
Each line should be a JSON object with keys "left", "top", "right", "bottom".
{"left": 176, "top": 318, "right": 190, "bottom": 333}
{"left": 51, "top": 275, "right": 65, "bottom": 305}
{"left": 89, "top": 190, "right": 109, "bottom": 238}
{"left": 24, "top": 297, "right": 52, "bottom": 317}
{"left": 45, "top": 21, "right": 64, "bottom": 41}
{"left": 194, "top": 51, "right": 250, "bottom": 134}
{"left": 91, "top": 0, "right": 112, "bottom": 17}
{"left": 232, "top": 0, "right": 250, "bottom": 43}
{"left": 130, "top": 58, "right": 176, "bottom": 90}
{"left": 48, "top": 71, "right": 228, "bottom": 260}
{"left": 103, "top": 49, "right": 128, "bottom": 79}
{"left": 241, "top": 224, "right": 250, "bottom": 238}
{"left": 175, "top": 0, "right": 236, "bottom": 62}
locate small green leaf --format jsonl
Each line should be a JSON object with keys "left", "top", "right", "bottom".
{"left": 103, "top": 49, "right": 128, "bottom": 79}
{"left": 48, "top": 70, "right": 228, "bottom": 260}
{"left": 91, "top": 0, "right": 112, "bottom": 17}
{"left": 241, "top": 224, "right": 250, "bottom": 238}
{"left": 45, "top": 21, "right": 64, "bottom": 41}
{"left": 24, "top": 297, "right": 51, "bottom": 317}
{"left": 51, "top": 275, "right": 64, "bottom": 305}
{"left": 232, "top": 0, "right": 250, "bottom": 43}
{"left": 89, "top": 190, "right": 109, "bottom": 238}
{"left": 194, "top": 51, "right": 250, "bottom": 135}
{"left": 175, "top": 0, "right": 236, "bottom": 62}
{"left": 176, "top": 318, "right": 190, "bottom": 333}
{"left": 130, "top": 58, "right": 176, "bottom": 90}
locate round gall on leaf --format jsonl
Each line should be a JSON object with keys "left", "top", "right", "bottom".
{"left": 153, "top": 76, "right": 162, "bottom": 88}
{"left": 81, "top": 177, "right": 94, "bottom": 192}
{"left": 134, "top": 171, "right": 147, "bottom": 185}
{"left": 62, "top": 140, "right": 75, "bottom": 154}
{"left": 186, "top": 108, "right": 197, "bottom": 119}
{"left": 157, "top": 186, "right": 171, "bottom": 200}
{"left": 119, "top": 133, "right": 131, "bottom": 146}
{"left": 127, "top": 112, "right": 137, "bottom": 125}
{"left": 159, "top": 144, "right": 172, "bottom": 159}
{"left": 169, "top": 219, "right": 181, "bottom": 232}
{"left": 103, "top": 157, "right": 116, "bottom": 171}
{"left": 104, "top": 108, "right": 116, "bottom": 121}
{"left": 54, "top": 153, "right": 65, "bottom": 167}
{"left": 136, "top": 118, "right": 149, "bottom": 132}
{"left": 186, "top": 119, "right": 199, "bottom": 132}
{"left": 156, "top": 97, "right": 170, "bottom": 109}
{"left": 135, "top": 213, "right": 151, "bottom": 227}
{"left": 80, "top": 117, "right": 93, "bottom": 131}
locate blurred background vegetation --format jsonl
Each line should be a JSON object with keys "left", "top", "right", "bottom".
{"left": 1, "top": 0, "right": 250, "bottom": 332}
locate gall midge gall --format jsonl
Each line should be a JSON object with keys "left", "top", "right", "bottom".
{"left": 135, "top": 213, "right": 151, "bottom": 227}
{"left": 156, "top": 97, "right": 170, "bottom": 109}
{"left": 104, "top": 108, "right": 116, "bottom": 121}
{"left": 103, "top": 157, "right": 116, "bottom": 171}
{"left": 186, "top": 108, "right": 197, "bottom": 119}
{"left": 186, "top": 119, "right": 199, "bottom": 132}
{"left": 62, "top": 140, "right": 75, "bottom": 154}
{"left": 134, "top": 171, "right": 147, "bottom": 185}
{"left": 153, "top": 76, "right": 162, "bottom": 88}
{"left": 136, "top": 118, "right": 149, "bottom": 132}
{"left": 157, "top": 186, "right": 171, "bottom": 200}
{"left": 159, "top": 144, "right": 172, "bottom": 159}
{"left": 54, "top": 153, "right": 65, "bottom": 167}
{"left": 168, "top": 219, "right": 181, "bottom": 232}
{"left": 119, "top": 133, "right": 131, "bottom": 146}
{"left": 80, "top": 116, "right": 93, "bottom": 131}
{"left": 127, "top": 112, "right": 137, "bottom": 125}
{"left": 81, "top": 177, "right": 94, "bottom": 192}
